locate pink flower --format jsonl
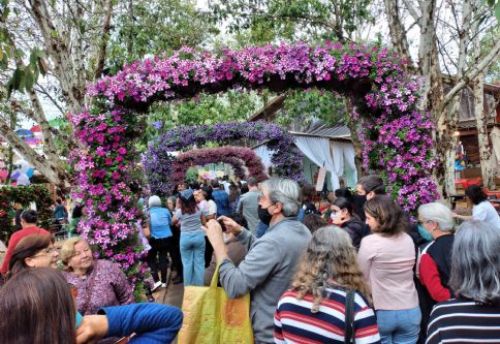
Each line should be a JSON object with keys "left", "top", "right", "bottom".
{"left": 117, "top": 147, "right": 127, "bottom": 155}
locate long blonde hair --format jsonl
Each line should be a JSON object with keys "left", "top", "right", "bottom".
{"left": 291, "top": 226, "right": 371, "bottom": 312}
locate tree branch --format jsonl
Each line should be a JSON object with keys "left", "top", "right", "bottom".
{"left": 28, "top": 0, "right": 82, "bottom": 111}
{"left": 402, "top": 0, "right": 421, "bottom": 24}
{"left": 436, "top": 39, "right": 457, "bottom": 76}
{"left": 384, "top": 0, "right": 412, "bottom": 65}
{"left": 0, "top": 114, "right": 68, "bottom": 186}
{"left": 442, "top": 38, "right": 500, "bottom": 109}
{"left": 33, "top": 83, "right": 65, "bottom": 116}
{"left": 94, "top": 0, "right": 114, "bottom": 79}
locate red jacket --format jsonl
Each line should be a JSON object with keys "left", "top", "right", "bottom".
{"left": 418, "top": 234, "right": 454, "bottom": 302}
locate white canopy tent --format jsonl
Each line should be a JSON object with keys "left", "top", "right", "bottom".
{"left": 253, "top": 125, "right": 358, "bottom": 190}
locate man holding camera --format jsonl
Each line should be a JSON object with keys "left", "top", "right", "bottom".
{"left": 204, "top": 178, "right": 311, "bottom": 344}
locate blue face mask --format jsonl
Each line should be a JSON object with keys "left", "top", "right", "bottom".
{"left": 417, "top": 224, "right": 433, "bottom": 241}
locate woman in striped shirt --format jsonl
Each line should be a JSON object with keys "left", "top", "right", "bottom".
{"left": 426, "top": 220, "right": 500, "bottom": 344}
{"left": 274, "top": 225, "right": 380, "bottom": 344}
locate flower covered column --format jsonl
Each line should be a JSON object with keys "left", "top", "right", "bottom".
{"left": 71, "top": 109, "right": 149, "bottom": 290}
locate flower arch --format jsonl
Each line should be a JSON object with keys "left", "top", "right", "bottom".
{"left": 72, "top": 42, "right": 439, "bottom": 283}
{"left": 169, "top": 146, "right": 268, "bottom": 190}
{"left": 144, "top": 121, "right": 301, "bottom": 195}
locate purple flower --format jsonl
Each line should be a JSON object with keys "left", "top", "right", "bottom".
{"left": 73, "top": 41, "right": 439, "bottom": 289}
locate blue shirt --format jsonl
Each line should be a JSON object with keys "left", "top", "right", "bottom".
{"left": 212, "top": 189, "right": 231, "bottom": 216}
{"left": 149, "top": 207, "right": 173, "bottom": 239}
{"left": 99, "top": 303, "right": 183, "bottom": 344}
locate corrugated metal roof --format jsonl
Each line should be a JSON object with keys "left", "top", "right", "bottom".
{"left": 289, "top": 123, "right": 351, "bottom": 141}
{"left": 305, "top": 123, "right": 351, "bottom": 138}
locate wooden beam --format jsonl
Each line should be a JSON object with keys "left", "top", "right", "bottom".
{"left": 248, "top": 94, "right": 287, "bottom": 122}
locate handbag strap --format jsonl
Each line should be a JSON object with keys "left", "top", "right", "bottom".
{"left": 344, "top": 290, "right": 356, "bottom": 344}
{"left": 210, "top": 263, "right": 221, "bottom": 288}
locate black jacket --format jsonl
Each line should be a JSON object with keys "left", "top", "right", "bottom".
{"left": 341, "top": 218, "right": 371, "bottom": 249}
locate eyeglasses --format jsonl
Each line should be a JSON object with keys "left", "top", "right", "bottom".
{"left": 32, "top": 246, "right": 58, "bottom": 258}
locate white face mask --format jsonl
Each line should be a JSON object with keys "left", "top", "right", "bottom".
{"left": 330, "top": 211, "right": 340, "bottom": 221}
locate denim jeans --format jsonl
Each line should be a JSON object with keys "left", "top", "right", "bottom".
{"left": 376, "top": 307, "right": 421, "bottom": 344}
{"left": 180, "top": 231, "right": 206, "bottom": 286}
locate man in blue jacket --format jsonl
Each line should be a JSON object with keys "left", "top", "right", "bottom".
{"left": 211, "top": 180, "right": 231, "bottom": 216}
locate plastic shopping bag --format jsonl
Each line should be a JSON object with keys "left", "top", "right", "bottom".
{"left": 178, "top": 265, "right": 253, "bottom": 344}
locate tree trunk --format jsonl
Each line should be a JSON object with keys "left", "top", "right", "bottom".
{"left": 473, "top": 74, "right": 495, "bottom": 189}
{"left": 417, "top": 0, "right": 438, "bottom": 112}
{"left": 0, "top": 117, "right": 70, "bottom": 188}
{"left": 416, "top": 0, "right": 446, "bottom": 197}
{"left": 384, "top": 0, "right": 412, "bottom": 67}
{"left": 5, "top": 110, "right": 16, "bottom": 184}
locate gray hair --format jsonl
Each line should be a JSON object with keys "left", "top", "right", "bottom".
{"left": 449, "top": 221, "right": 500, "bottom": 305}
{"left": 309, "top": 225, "right": 354, "bottom": 254}
{"left": 261, "top": 178, "right": 300, "bottom": 217}
{"left": 148, "top": 195, "right": 162, "bottom": 208}
{"left": 418, "top": 202, "right": 455, "bottom": 232}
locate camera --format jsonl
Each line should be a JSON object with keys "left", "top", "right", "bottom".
{"left": 218, "top": 219, "right": 226, "bottom": 232}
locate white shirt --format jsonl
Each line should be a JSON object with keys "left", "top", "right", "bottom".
{"left": 222, "top": 181, "right": 231, "bottom": 194}
{"left": 205, "top": 199, "right": 217, "bottom": 216}
{"left": 198, "top": 199, "right": 217, "bottom": 216}
{"left": 472, "top": 201, "right": 500, "bottom": 230}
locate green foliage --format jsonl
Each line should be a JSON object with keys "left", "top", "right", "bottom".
{"left": 0, "top": 0, "right": 45, "bottom": 97}
{"left": 279, "top": 89, "right": 347, "bottom": 129}
{"left": 107, "top": 0, "right": 217, "bottom": 73}
{"left": 139, "top": 87, "right": 349, "bottom": 150}
{"left": 481, "top": 26, "right": 500, "bottom": 81}
{"left": 0, "top": 185, "right": 53, "bottom": 242}
{"left": 137, "top": 90, "right": 266, "bottom": 152}
{"left": 485, "top": 0, "right": 500, "bottom": 20}
{"left": 210, "top": 0, "right": 374, "bottom": 43}
{"left": 4, "top": 49, "right": 42, "bottom": 96}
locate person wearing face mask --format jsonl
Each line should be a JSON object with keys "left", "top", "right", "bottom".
{"left": 204, "top": 178, "right": 312, "bottom": 344}
{"left": 354, "top": 175, "right": 386, "bottom": 221}
{"left": 330, "top": 197, "right": 370, "bottom": 250}
{"left": 415, "top": 202, "right": 455, "bottom": 343}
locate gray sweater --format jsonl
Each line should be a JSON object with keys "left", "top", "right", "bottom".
{"left": 219, "top": 218, "right": 311, "bottom": 344}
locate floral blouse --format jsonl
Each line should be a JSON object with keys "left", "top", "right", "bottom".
{"left": 63, "top": 259, "right": 134, "bottom": 315}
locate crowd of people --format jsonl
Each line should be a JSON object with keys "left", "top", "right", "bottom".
{"left": 0, "top": 174, "right": 499, "bottom": 343}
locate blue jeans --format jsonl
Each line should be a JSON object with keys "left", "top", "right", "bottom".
{"left": 180, "top": 231, "right": 206, "bottom": 286}
{"left": 376, "top": 307, "right": 421, "bottom": 344}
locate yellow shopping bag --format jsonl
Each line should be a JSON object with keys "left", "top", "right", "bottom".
{"left": 178, "top": 265, "right": 253, "bottom": 344}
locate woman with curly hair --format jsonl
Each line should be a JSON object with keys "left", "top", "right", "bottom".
{"left": 274, "top": 226, "right": 380, "bottom": 343}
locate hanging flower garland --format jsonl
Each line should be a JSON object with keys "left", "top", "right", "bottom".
{"left": 73, "top": 42, "right": 439, "bottom": 285}
{"left": 143, "top": 121, "right": 301, "bottom": 195}
{"left": 169, "top": 146, "right": 268, "bottom": 190}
